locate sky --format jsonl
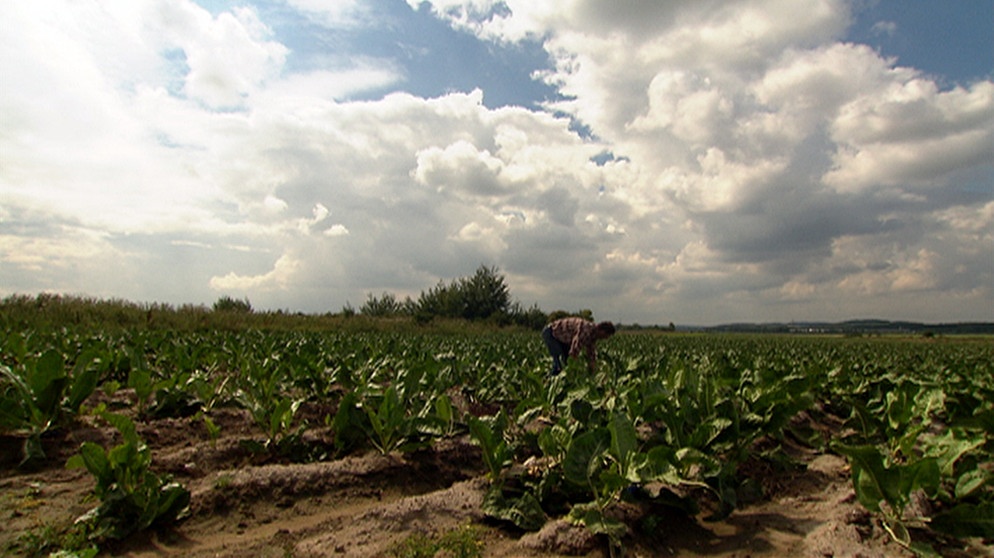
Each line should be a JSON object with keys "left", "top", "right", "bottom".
{"left": 1, "top": 0, "right": 992, "bottom": 326}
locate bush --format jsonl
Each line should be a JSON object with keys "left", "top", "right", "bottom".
{"left": 360, "top": 292, "right": 405, "bottom": 317}
{"left": 212, "top": 296, "right": 252, "bottom": 313}
{"left": 414, "top": 265, "right": 512, "bottom": 322}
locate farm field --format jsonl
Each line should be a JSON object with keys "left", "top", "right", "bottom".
{"left": 2, "top": 318, "right": 993, "bottom": 557}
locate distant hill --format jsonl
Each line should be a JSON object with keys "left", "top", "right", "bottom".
{"left": 698, "top": 320, "right": 994, "bottom": 335}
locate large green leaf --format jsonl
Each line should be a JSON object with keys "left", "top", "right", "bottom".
{"left": 67, "top": 441, "right": 114, "bottom": 494}
{"left": 902, "top": 458, "right": 940, "bottom": 499}
{"left": 434, "top": 393, "right": 453, "bottom": 432}
{"left": 537, "top": 423, "right": 570, "bottom": 460}
{"left": 835, "top": 443, "right": 940, "bottom": 514}
{"left": 931, "top": 501, "right": 994, "bottom": 539}
{"left": 568, "top": 503, "right": 627, "bottom": 542}
{"left": 834, "top": 444, "right": 896, "bottom": 512}
{"left": 640, "top": 445, "right": 681, "bottom": 485}
{"left": 954, "top": 468, "right": 989, "bottom": 499}
{"left": 331, "top": 391, "right": 366, "bottom": 453}
{"left": 156, "top": 482, "right": 192, "bottom": 524}
{"left": 481, "top": 486, "right": 546, "bottom": 531}
{"left": 608, "top": 411, "right": 637, "bottom": 469}
{"left": 0, "top": 365, "right": 30, "bottom": 429}
{"left": 468, "top": 413, "right": 510, "bottom": 480}
{"left": 564, "top": 428, "right": 611, "bottom": 488}
{"left": 922, "top": 429, "right": 984, "bottom": 477}
{"left": 66, "top": 351, "right": 102, "bottom": 412}
{"left": 101, "top": 411, "right": 138, "bottom": 446}
{"left": 29, "top": 349, "right": 67, "bottom": 419}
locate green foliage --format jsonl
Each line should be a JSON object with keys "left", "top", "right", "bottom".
{"left": 360, "top": 292, "right": 409, "bottom": 317}
{"left": 3, "top": 303, "right": 992, "bottom": 553}
{"left": 411, "top": 265, "right": 536, "bottom": 324}
{"left": 458, "top": 265, "right": 511, "bottom": 320}
{"left": 930, "top": 501, "right": 994, "bottom": 539}
{"left": 416, "top": 280, "right": 461, "bottom": 320}
{"left": 834, "top": 443, "right": 940, "bottom": 546}
{"left": 0, "top": 349, "right": 101, "bottom": 465}
{"left": 560, "top": 415, "right": 646, "bottom": 549}
{"left": 482, "top": 485, "right": 547, "bottom": 531}
{"left": 212, "top": 295, "right": 252, "bottom": 313}
{"left": 331, "top": 391, "right": 368, "bottom": 455}
{"left": 231, "top": 350, "right": 308, "bottom": 456}
{"left": 389, "top": 523, "right": 484, "bottom": 558}
{"left": 363, "top": 385, "right": 411, "bottom": 454}
{"left": 0, "top": 351, "right": 67, "bottom": 440}
{"left": 0, "top": 291, "right": 545, "bottom": 333}
{"left": 823, "top": 338, "right": 994, "bottom": 549}
{"left": 563, "top": 428, "right": 613, "bottom": 491}
{"left": 468, "top": 412, "right": 512, "bottom": 481}
{"left": 66, "top": 410, "right": 190, "bottom": 542}
{"left": 10, "top": 519, "right": 98, "bottom": 558}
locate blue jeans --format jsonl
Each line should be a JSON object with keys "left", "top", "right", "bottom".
{"left": 542, "top": 326, "right": 568, "bottom": 375}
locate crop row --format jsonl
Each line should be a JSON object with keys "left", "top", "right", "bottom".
{"left": 2, "top": 327, "right": 992, "bottom": 554}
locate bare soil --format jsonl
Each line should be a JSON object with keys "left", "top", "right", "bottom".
{"left": 1, "top": 394, "right": 989, "bottom": 558}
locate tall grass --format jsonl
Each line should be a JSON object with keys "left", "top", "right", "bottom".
{"left": 0, "top": 293, "right": 530, "bottom": 334}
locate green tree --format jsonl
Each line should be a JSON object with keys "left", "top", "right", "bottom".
{"left": 414, "top": 265, "right": 513, "bottom": 321}
{"left": 360, "top": 292, "right": 403, "bottom": 317}
{"left": 340, "top": 301, "right": 356, "bottom": 317}
{"left": 212, "top": 296, "right": 252, "bottom": 313}
{"left": 458, "top": 265, "right": 511, "bottom": 320}
{"left": 417, "top": 280, "right": 460, "bottom": 318}
{"left": 508, "top": 302, "right": 548, "bottom": 329}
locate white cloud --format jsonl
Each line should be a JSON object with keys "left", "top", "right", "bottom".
{"left": 825, "top": 80, "right": 994, "bottom": 192}
{"left": 413, "top": 140, "right": 506, "bottom": 197}
{"left": 210, "top": 254, "right": 301, "bottom": 291}
{"left": 452, "top": 221, "right": 507, "bottom": 256}
{"left": 323, "top": 224, "right": 350, "bottom": 237}
{"left": 263, "top": 195, "right": 289, "bottom": 215}
{"left": 629, "top": 71, "right": 734, "bottom": 148}
{"left": 296, "top": 204, "right": 330, "bottom": 234}
{"left": 938, "top": 200, "right": 994, "bottom": 238}
{"left": 3, "top": 0, "right": 992, "bottom": 324}
{"left": 287, "top": 0, "right": 359, "bottom": 14}
{"left": 262, "top": 66, "right": 401, "bottom": 101}
{"left": 151, "top": 2, "right": 288, "bottom": 107}
{"left": 666, "top": 148, "right": 789, "bottom": 213}
{"left": 832, "top": 241, "right": 940, "bottom": 296}
{"left": 0, "top": 226, "right": 112, "bottom": 274}
{"left": 870, "top": 20, "right": 897, "bottom": 37}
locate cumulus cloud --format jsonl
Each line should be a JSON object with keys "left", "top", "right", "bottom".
{"left": 825, "top": 80, "right": 994, "bottom": 192}
{"left": 2, "top": 0, "right": 992, "bottom": 323}
{"left": 413, "top": 140, "right": 507, "bottom": 197}
{"left": 409, "top": 0, "right": 992, "bottom": 321}
{"left": 262, "top": 65, "right": 402, "bottom": 102}
{"left": 150, "top": 2, "right": 288, "bottom": 107}
{"left": 0, "top": 225, "right": 112, "bottom": 274}
{"left": 324, "top": 224, "right": 350, "bottom": 237}
{"left": 210, "top": 254, "right": 302, "bottom": 291}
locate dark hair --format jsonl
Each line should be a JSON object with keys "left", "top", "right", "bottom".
{"left": 596, "top": 321, "right": 616, "bottom": 335}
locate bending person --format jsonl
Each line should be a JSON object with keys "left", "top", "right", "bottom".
{"left": 541, "top": 317, "right": 615, "bottom": 375}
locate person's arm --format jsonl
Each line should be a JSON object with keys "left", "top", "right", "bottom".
{"left": 574, "top": 322, "right": 597, "bottom": 371}
{"left": 585, "top": 343, "right": 597, "bottom": 372}
{"left": 569, "top": 335, "right": 582, "bottom": 359}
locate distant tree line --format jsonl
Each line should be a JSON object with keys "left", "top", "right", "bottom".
{"left": 0, "top": 266, "right": 616, "bottom": 332}
{"left": 0, "top": 292, "right": 515, "bottom": 333}
{"left": 351, "top": 265, "right": 552, "bottom": 329}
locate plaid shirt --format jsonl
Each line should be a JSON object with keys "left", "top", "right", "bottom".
{"left": 549, "top": 317, "right": 599, "bottom": 368}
